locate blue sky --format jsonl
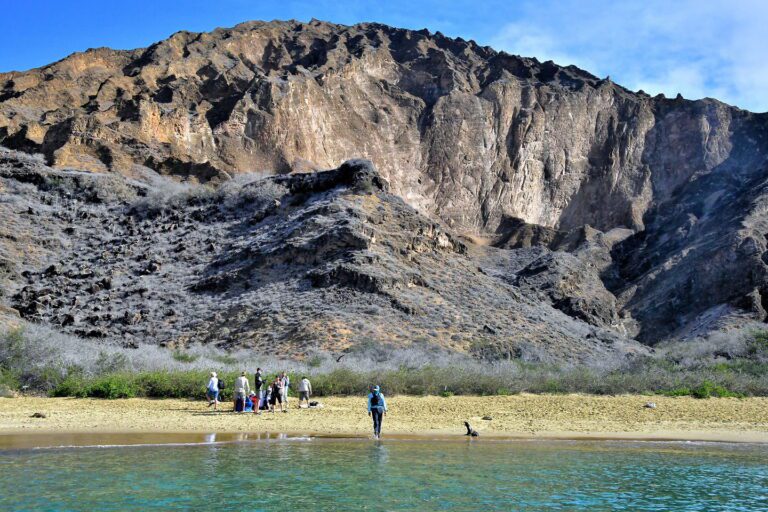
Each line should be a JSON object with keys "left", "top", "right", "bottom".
{"left": 2, "top": 0, "right": 766, "bottom": 112}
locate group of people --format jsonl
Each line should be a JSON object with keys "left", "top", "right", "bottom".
{"left": 205, "top": 370, "right": 388, "bottom": 437}
{"left": 205, "top": 369, "right": 314, "bottom": 414}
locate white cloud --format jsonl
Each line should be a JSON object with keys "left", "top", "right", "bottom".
{"left": 488, "top": 0, "right": 768, "bottom": 112}
{"left": 490, "top": 22, "right": 591, "bottom": 70}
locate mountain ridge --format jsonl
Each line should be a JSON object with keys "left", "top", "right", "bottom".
{"left": 2, "top": 19, "right": 768, "bottom": 353}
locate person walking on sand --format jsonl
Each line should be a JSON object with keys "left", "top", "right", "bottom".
{"left": 297, "top": 376, "right": 312, "bottom": 408}
{"left": 234, "top": 371, "right": 251, "bottom": 413}
{"left": 280, "top": 371, "right": 290, "bottom": 408}
{"left": 206, "top": 372, "right": 220, "bottom": 411}
{"left": 269, "top": 376, "right": 286, "bottom": 413}
{"left": 367, "top": 385, "right": 387, "bottom": 439}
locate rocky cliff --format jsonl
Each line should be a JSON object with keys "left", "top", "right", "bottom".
{"left": 2, "top": 19, "right": 768, "bottom": 351}
{"left": 0, "top": 150, "right": 644, "bottom": 363}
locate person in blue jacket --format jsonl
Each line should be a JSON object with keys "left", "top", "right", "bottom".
{"left": 367, "top": 385, "right": 388, "bottom": 439}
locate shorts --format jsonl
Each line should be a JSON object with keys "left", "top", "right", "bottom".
{"left": 270, "top": 393, "right": 283, "bottom": 405}
{"left": 299, "top": 391, "right": 309, "bottom": 401}
{"left": 206, "top": 390, "right": 219, "bottom": 401}
{"left": 235, "top": 391, "right": 246, "bottom": 401}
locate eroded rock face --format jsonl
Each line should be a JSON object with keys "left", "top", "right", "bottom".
{"left": 2, "top": 20, "right": 766, "bottom": 237}
{"left": 0, "top": 150, "right": 644, "bottom": 363}
{"left": 2, "top": 20, "right": 768, "bottom": 348}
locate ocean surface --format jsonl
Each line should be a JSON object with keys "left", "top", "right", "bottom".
{"left": 1, "top": 436, "right": 766, "bottom": 511}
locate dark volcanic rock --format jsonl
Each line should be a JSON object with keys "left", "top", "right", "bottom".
{"left": 514, "top": 251, "right": 620, "bottom": 328}
{"left": 0, "top": 149, "right": 643, "bottom": 363}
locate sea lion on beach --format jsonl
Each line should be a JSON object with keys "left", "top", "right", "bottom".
{"left": 464, "top": 421, "right": 479, "bottom": 437}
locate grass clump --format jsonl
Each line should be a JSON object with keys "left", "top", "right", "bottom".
{"left": 172, "top": 351, "right": 199, "bottom": 363}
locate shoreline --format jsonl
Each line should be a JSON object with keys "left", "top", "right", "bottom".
{"left": 2, "top": 430, "right": 768, "bottom": 451}
{"left": 2, "top": 394, "right": 767, "bottom": 448}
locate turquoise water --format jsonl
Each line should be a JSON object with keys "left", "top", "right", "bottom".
{"left": 1, "top": 438, "right": 767, "bottom": 511}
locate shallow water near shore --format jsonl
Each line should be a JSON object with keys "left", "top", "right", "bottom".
{"left": 1, "top": 436, "right": 767, "bottom": 511}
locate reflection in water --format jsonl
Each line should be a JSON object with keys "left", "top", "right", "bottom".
{"left": 1, "top": 440, "right": 766, "bottom": 511}
{"left": 369, "top": 441, "right": 390, "bottom": 466}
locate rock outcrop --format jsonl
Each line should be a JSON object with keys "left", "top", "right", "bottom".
{"left": 2, "top": 19, "right": 768, "bottom": 348}
{"left": 1, "top": 20, "right": 765, "bottom": 235}
{"left": 0, "top": 150, "right": 644, "bottom": 363}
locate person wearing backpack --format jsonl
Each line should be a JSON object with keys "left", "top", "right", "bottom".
{"left": 255, "top": 368, "right": 265, "bottom": 409}
{"left": 367, "top": 385, "right": 388, "bottom": 439}
{"left": 217, "top": 376, "right": 225, "bottom": 400}
{"left": 206, "top": 372, "right": 220, "bottom": 411}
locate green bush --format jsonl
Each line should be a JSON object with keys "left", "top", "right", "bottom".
{"left": 0, "top": 368, "right": 19, "bottom": 397}
{"left": 748, "top": 330, "right": 768, "bottom": 357}
{"left": 660, "top": 387, "right": 692, "bottom": 397}
{"left": 310, "top": 368, "right": 369, "bottom": 396}
{"left": 660, "top": 381, "right": 744, "bottom": 399}
{"left": 540, "top": 379, "right": 564, "bottom": 394}
{"left": 439, "top": 390, "right": 454, "bottom": 398}
{"left": 0, "top": 368, "right": 20, "bottom": 390}
{"left": 2, "top": 327, "right": 26, "bottom": 369}
{"left": 51, "top": 373, "right": 89, "bottom": 398}
{"left": 87, "top": 374, "right": 138, "bottom": 399}
{"left": 172, "top": 351, "right": 199, "bottom": 363}
{"left": 691, "top": 380, "right": 744, "bottom": 399}
{"left": 140, "top": 371, "right": 210, "bottom": 399}
{"left": 211, "top": 354, "right": 238, "bottom": 366}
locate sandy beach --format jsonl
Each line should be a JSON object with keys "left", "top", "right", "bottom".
{"left": 1, "top": 394, "right": 767, "bottom": 446}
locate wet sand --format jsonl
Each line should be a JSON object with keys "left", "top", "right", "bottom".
{"left": 1, "top": 394, "right": 767, "bottom": 447}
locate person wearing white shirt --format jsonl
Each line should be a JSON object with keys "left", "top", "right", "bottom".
{"left": 234, "top": 371, "right": 251, "bottom": 413}
{"left": 280, "top": 371, "right": 290, "bottom": 407}
{"left": 297, "top": 376, "right": 312, "bottom": 408}
{"left": 206, "top": 372, "right": 219, "bottom": 411}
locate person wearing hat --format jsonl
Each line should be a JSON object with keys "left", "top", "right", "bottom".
{"left": 367, "top": 385, "right": 388, "bottom": 439}
{"left": 206, "top": 372, "right": 220, "bottom": 410}
{"left": 234, "top": 371, "right": 251, "bottom": 413}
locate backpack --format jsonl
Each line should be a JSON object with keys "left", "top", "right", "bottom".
{"left": 370, "top": 393, "right": 380, "bottom": 407}
{"left": 218, "top": 378, "right": 225, "bottom": 389}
